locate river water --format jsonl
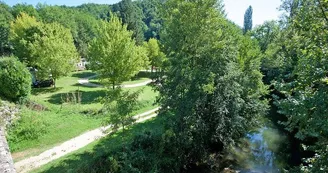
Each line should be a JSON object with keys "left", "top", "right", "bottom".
{"left": 226, "top": 123, "right": 289, "bottom": 173}
{"left": 241, "top": 127, "right": 287, "bottom": 173}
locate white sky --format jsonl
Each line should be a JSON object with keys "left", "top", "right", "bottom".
{"left": 5, "top": 0, "right": 283, "bottom": 26}
{"left": 224, "top": 0, "right": 282, "bottom": 27}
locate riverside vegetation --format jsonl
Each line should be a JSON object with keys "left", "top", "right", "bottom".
{"left": 0, "top": 0, "right": 327, "bottom": 172}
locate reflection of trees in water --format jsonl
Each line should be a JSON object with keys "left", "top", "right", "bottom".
{"left": 251, "top": 137, "right": 275, "bottom": 166}
{"left": 246, "top": 127, "right": 287, "bottom": 172}
{"left": 230, "top": 127, "right": 291, "bottom": 172}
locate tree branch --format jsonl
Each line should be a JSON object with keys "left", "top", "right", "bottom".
{"left": 317, "top": 0, "right": 328, "bottom": 24}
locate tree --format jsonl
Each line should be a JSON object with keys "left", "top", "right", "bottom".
{"left": 11, "top": 3, "right": 39, "bottom": 19}
{"left": 243, "top": 5, "right": 253, "bottom": 34}
{"left": 159, "top": 0, "right": 267, "bottom": 170}
{"left": 88, "top": 13, "right": 147, "bottom": 90}
{"left": 112, "top": 0, "right": 145, "bottom": 45}
{"left": 0, "top": 2, "right": 13, "bottom": 56}
{"left": 107, "top": 89, "right": 142, "bottom": 134}
{"left": 252, "top": 20, "right": 280, "bottom": 52}
{"left": 10, "top": 13, "right": 78, "bottom": 87}
{"left": 0, "top": 57, "right": 31, "bottom": 101}
{"left": 143, "top": 38, "right": 160, "bottom": 72}
{"left": 28, "top": 22, "right": 79, "bottom": 87}
{"left": 9, "top": 12, "right": 40, "bottom": 65}
{"left": 271, "top": 0, "right": 328, "bottom": 171}
{"left": 137, "top": 0, "right": 163, "bottom": 40}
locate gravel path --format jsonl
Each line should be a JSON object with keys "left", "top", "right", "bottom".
{"left": 14, "top": 107, "right": 160, "bottom": 173}
{"left": 77, "top": 75, "right": 152, "bottom": 88}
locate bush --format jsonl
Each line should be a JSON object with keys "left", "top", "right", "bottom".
{"left": 0, "top": 57, "right": 31, "bottom": 101}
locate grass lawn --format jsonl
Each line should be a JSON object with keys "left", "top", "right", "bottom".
{"left": 9, "top": 70, "right": 158, "bottom": 161}
{"left": 32, "top": 115, "right": 165, "bottom": 173}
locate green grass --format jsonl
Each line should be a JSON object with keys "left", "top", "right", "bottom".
{"left": 9, "top": 70, "right": 158, "bottom": 161}
{"left": 32, "top": 115, "right": 165, "bottom": 173}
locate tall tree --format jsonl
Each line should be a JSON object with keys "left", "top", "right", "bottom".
{"left": 9, "top": 12, "right": 41, "bottom": 65}
{"left": 0, "top": 2, "right": 13, "bottom": 56}
{"left": 143, "top": 38, "right": 160, "bottom": 72}
{"left": 271, "top": 0, "right": 328, "bottom": 171}
{"left": 159, "top": 0, "right": 267, "bottom": 170}
{"left": 243, "top": 5, "right": 253, "bottom": 34}
{"left": 28, "top": 22, "right": 79, "bottom": 87}
{"left": 88, "top": 13, "right": 147, "bottom": 90}
{"left": 10, "top": 13, "right": 78, "bottom": 87}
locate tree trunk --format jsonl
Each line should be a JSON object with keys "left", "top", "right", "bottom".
{"left": 0, "top": 127, "right": 16, "bottom": 173}
{"left": 53, "top": 78, "right": 56, "bottom": 88}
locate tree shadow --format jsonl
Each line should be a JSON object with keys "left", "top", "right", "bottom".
{"left": 72, "top": 71, "right": 96, "bottom": 79}
{"left": 31, "top": 87, "right": 63, "bottom": 96}
{"left": 133, "top": 71, "right": 152, "bottom": 79}
{"left": 48, "top": 90, "right": 107, "bottom": 105}
{"left": 72, "top": 83, "right": 103, "bottom": 89}
{"left": 39, "top": 116, "right": 164, "bottom": 173}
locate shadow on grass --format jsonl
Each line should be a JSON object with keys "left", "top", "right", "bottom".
{"left": 38, "top": 116, "right": 164, "bottom": 173}
{"left": 72, "top": 83, "right": 102, "bottom": 89}
{"left": 32, "top": 87, "right": 63, "bottom": 96}
{"left": 133, "top": 71, "right": 152, "bottom": 79}
{"left": 72, "top": 71, "right": 96, "bottom": 79}
{"left": 48, "top": 90, "right": 106, "bottom": 104}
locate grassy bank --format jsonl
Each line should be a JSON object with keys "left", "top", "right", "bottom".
{"left": 32, "top": 115, "right": 165, "bottom": 173}
{"left": 8, "top": 71, "right": 158, "bottom": 161}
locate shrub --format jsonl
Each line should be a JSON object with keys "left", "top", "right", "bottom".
{"left": 0, "top": 57, "right": 32, "bottom": 101}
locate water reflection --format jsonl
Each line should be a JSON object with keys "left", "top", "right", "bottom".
{"left": 243, "top": 127, "right": 286, "bottom": 173}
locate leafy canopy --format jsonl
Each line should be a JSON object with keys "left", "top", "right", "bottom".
{"left": 88, "top": 13, "right": 147, "bottom": 89}
{"left": 159, "top": 0, "right": 267, "bottom": 169}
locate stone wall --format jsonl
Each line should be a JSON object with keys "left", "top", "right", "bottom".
{"left": 0, "top": 127, "right": 16, "bottom": 173}
{"left": 0, "top": 101, "right": 18, "bottom": 173}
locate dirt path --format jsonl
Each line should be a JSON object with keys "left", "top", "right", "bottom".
{"left": 77, "top": 75, "right": 152, "bottom": 88}
{"left": 14, "top": 107, "right": 160, "bottom": 173}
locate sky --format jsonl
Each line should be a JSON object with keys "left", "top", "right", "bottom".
{"left": 4, "top": 0, "right": 282, "bottom": 27}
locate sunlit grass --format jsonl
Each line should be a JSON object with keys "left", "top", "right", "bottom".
{"left": 9, "top": 70, "right": 158, "bottom": 161}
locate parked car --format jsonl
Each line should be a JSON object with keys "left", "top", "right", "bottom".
{"left": 32, "top": 79, "right": 54, "bottom": 88}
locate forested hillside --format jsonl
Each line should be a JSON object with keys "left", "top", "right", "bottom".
{"left": 0, "top": 0, "right": 327, "bottom": 172}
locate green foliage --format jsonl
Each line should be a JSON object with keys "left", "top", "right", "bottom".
{"left": 10, "top": 13, "right": 79, "bottom": 85}
{"left": 7, "top": 110, "right": 48, "bottom": 151}
{"left": 105, "top": 89, "right": 142, "bottom": 133}
{"left": 0, "top": 2, "right": 13, "bottom": 55}
{"left": 76, "top": 3, "right": 111, "bottom": 20}
{"left": 143, "top": 38, "right": 166, "bottom": 71}
{"left": 37, "top": 4, "right": 98, "bottom": 58}
{"left": 11, "top": 3, "right": 39, "bottom": 19}
{"left": 9, "top": 12, "right": 41, "bottom": 65}
{"left": 252, "top": 20, "right": 280, "bottom": 52}
{"left": 269, "top": 0, "right": 328, "bottom": 171}
{"left": 112, "top": 0, "right": 145, "bottom": 44}
{"left": 243, "top": 5, "right": 253, "bottom": 34}
{"left": 137, "top": 0, "right": 163, "bottom": 40}
{"left": 0, "top": 56, "right": 31, "bottom": 101}
{"left": 88, "top": 13, "right": 147, "bottom": 89}
{"left": 159, "top": 0, "right": 267, "bottom": 170}
{"left": 28, "top": 22, "right": 79, "bottom": 85}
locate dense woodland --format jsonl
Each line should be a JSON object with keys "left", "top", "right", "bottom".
{"left": 0, "top": 0, "right": 327, "bottom": 172}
